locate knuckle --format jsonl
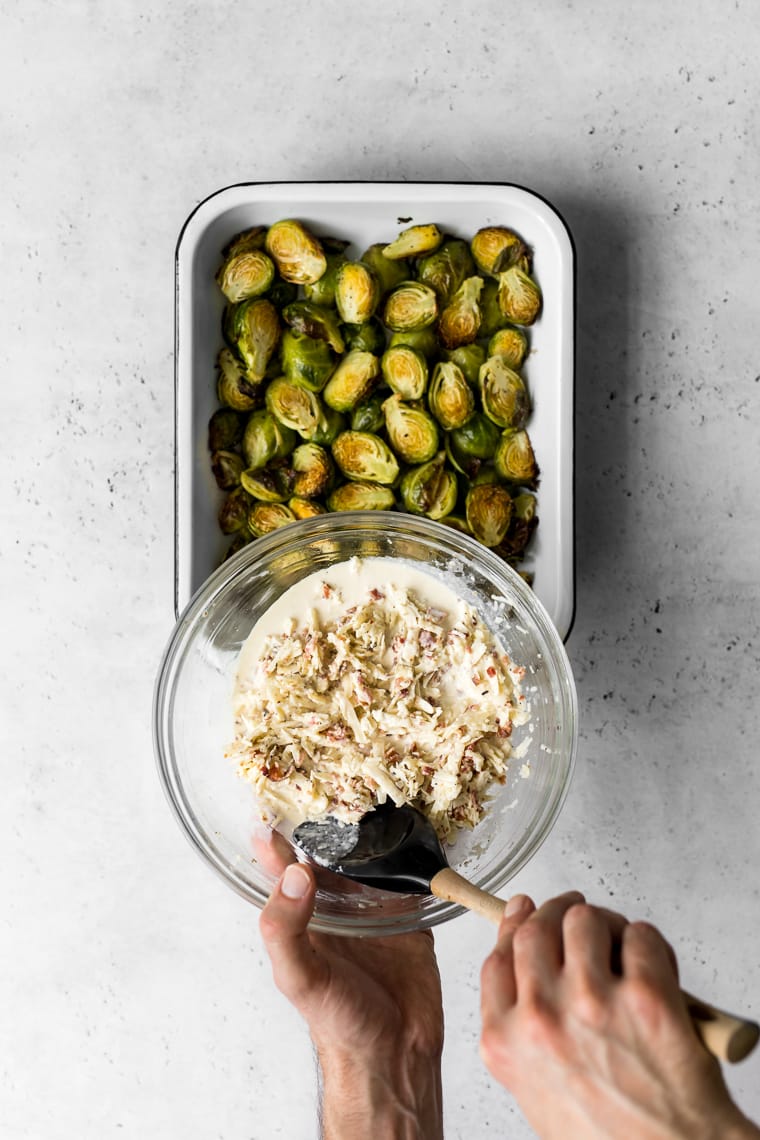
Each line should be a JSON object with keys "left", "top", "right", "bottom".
{"left": 572, "top": 984, "right": 609, "bottom": 1030}
{"left": 512, "top": 919, "right": 546, "bottom": 953}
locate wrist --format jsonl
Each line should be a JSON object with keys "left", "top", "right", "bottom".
{"left": 317, "top": 1043, "right": 443, "bottom": 1140}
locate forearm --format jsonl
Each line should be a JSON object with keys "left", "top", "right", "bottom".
{"left": 317, "top": 1045, "right": 443, "bottom": 1140}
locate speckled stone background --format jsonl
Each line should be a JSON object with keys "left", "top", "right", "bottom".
{"left": 2, "top": 2, "right": 759, "bottom": 1137}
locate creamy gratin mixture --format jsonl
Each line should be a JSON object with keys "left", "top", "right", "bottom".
{"left": 227, "top": 558, "right": 529, "bottom": 841}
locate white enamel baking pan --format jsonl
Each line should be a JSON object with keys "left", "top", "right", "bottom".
{"left": 174, "top": 182, "right": 575, "bottom": 637}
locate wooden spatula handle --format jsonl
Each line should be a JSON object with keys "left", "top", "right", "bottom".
{"left": 429, "top": 871, "right": 759, "bottom": 1064}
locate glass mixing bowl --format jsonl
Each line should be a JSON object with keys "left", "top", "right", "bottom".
{"left": 154, "top": 513, "right": 577, "bottom": 935}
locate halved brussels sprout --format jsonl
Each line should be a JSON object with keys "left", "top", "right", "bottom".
{"left": 291, "top": 442, "right": 334, "bottom": 498}
{"left": 282, "top": 301, "right": 345, "bottom": 353}
{"left": 469, "top": 466, "right": 500, "bottom": 486}
{"left": 360, "top": 244, "right": 410, "bottom": 295}
{"left": 381, "top": 344, "right": 428, "bottom": 400}
{"left": 342, "top": 318, "right": 386, "bottom": 355}
{"left": 332, "top": 431, "right": 400, "bottom": 484}
{"left": 221, "top": 226, "right": 267, "bottom": 259}
{"left": 383, "top": 281, "right": 438, "bottom": 332}
{"left": 382, "top": 394, "right": 439, "bottom": 464}
{"left": 280, "top": 328, "right": 336, "bottom": 392}
{"left": 470, "top": 226, "right": 529, "bottom": 276}
{"left": 303, "top": 251, "right": 347, "bottom": 306}
{"left": 227, "top": 299, "right": 281, "bottom": 383}
{"left": 322, "top": 350, "right": 380, "bottom": 412}
{"left": 496, "top": 265, "right": 542, "bottom": 326}
{"left": 216, "top": 348, "right": 262, "bottom": 411}
{"left": 382, "top": 223, "right": 442, "bottom": 259}
{"left": 478, "top": 279, "right": 510, "bottom": 338}
{"left": 241, "top": 463, "right": 294, "bottom": 503}
{"left": 265, "top": 219, "right": 326, "bottom": 285}
{"left": 399, "top": 452, "right": 457, "bottom": 520}
{"left": 268, "top": 279, "right": 299, "bottom": 308}
{"left": 440, "top": 514, "right": 471, "bottom": 535}
{"left": 444, "top": 343, "right": 487, "bottom": 387}
{"left": 351, "top": 391, "right": 386, "bottom": 434}
{"left": 216, "top": 247, "right": 275, "bottom": 303}
{"left": 428, "top": 362, "right": 476, "bottom": 431}
{"left": 247, "top": 501, "right": 297, "bottom": 536}
{"left": 334, "top": 262, "right": 380, "bottom": 325}
{"left": 265, "top": 377, "right": 326, "bottom": 436}
{"left": 224, "top": 530, "right": 252, "bottom": 560}
{"left": 211, "top": 450, "right": 245, "bottom": 490}
{"left": 438, "top": 276, "right": 483, "bottom": 349}
{"left": 302, "top": 404, "right": 347, "bottom": 446}
{"left": 219, "top": 485, "right": 252, "bottom": 533}
{"left": 289, "top": 497, "right": 328, "bottom": 520}
{"left": 494, "top": 429, "right": 538, "bottom": 484}
{"left": 465, "top": 483, "right": 514, "bottom": 547}
{"left": 208, "top": 407, "right": 245, "bottom": 451}
{"left": 417, "top": 239, "right": 476, "bottom": 304}
{"left": 327, "top": 482, "right": 396, "bottom": 512}
{"left": 242, "top": 408, "right": 298, "bottom": 469}
{"left": 388, "top": 327, "right": 439, "bottom": 359}
{"left": 488, "top": 326, "right": 528, "bottom": 370}
{"left": 513, "top": 490, "right": 537, "bottom": 522}
{"left": 445, "top": 412, "right": 501, "bottom": 476}
{"left": 479, "top": 357, "right": 531, "bottom": 429}
{"left": 494, "top": 492, "right": 538, "bottom": 561}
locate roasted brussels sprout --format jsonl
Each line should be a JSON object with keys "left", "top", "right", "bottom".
{"left": 494, "top": 492, "right": 538, "bottom": 561}
{"left": 479, "top": 357, "right": 531, "bottom": 429}
{"left": 350, "top": 391, "right": 386, "bottom": 434}
{"left": 478, "top": 279, "right": 511, "bottom": 338}
{"left": 302, "top": 404, "right": 347, "bottom": 446}
{"left": 382, "top": 223, "right": 443, "bottom": 259}
{"left": 332, "top": 431, "right": 400, "bottom": 485}
{"left": 264, "top": 219, "right": 326, "bottom": 285}
{"left": 470, "top": 226, "right": 529, "bottom": 277}
{"left": 399, "top": 452, "right": 458, "bottom": 520}
{"left": 289, "top": 497, "right": 328, "bottom": 520}
{"left": 282, "top": 301, "right": 345, "bottom": 353}
{"left": 445, "top": 412, "right": 501, "bottom": 476}
{"left": 438, "top": 276, "right": 483, "bottom": 349}
{"left": 268, "top": 279, "right": 299, "bottom": 308}
{"left": 488, "top": 326, "right": 528, "bottom": 370}
{"left": 494, "top": 429, "right": 539, "bottom": 485}
{"left": 280, "top": 328, "right": 336, "bottom": 392}
{"left": 513, "top": 490, "right": 537, "bottom": 523}
{"left": 221, "top": 226, "right": 267, "bottom": 258}
{"left": 240, "top": 463, "right": 294, "bottom": 503}
{"left": 381, "top": 344, "right": 428, "bottom": 401}
{"left": 465, "top": 483, "right": 513, "bottom": 547}
{"left": 247, "top": 501, "right": 297, "bottom": 536}
{"left": 265, "top": 377, "right": 325, "bottom": 436}
{"left": 417, "top": 238, "right": 476, "bottom": 304}
{"left": 444, "top": 343, "right": 487, "bottom": 387}
{"left": 227, "top": 298, "right": 281, "bottom": 383}
{"left": 216, "top": 247, "right": 275, "bottom": 303}
{"left": 219, "top": 485, "right": 252, "bottom": 534}
{"left": 322, "top": 350, "right": 380, "bottom": 412}
{"left": 291, "top": 442, "right": 334, "bottom": 498}
{"left": 496, "top": 265, "right": 542, "bottom": 326}
{"left": 216, "top": 348, "right": 261, "bottom": 411}
{"left": 382, "top": 395, "right": 439, "bottom": 464}
{"left": 208, "top": 407, "right": 245, "bottom": 451}
{"left": 303, "top": 251, "right": 347, "bottom": 306}
{"left": 327, "top": 481, "right": 396, "bottom": 512}
{"left": 224, "top": 530, "right": 252, "bottom": 560}
{"left": 440, "top": 514, "right": 472, "bottom": 535}
{"left": 388, "top": 327, "right": 439, "bottom": 359}
{"left": 335, "top": 262, "right": 380, "bottom": 325}
{"left": 210, "top": 450, "right": 245, "bottom": 490}
{"left": 383, "top": 281, "right": 438, "bottom": 332}
{"left": 359, "top": 243, "right": 410, "bottom": 295}
{"left": 342, "top": 318, "right": 386, "bottom": 354}
{"left": 242, "top": 408, "right": 297, "bottom": 469}
{"left": 428, "top": 362, "right": 476, "bottom": 431}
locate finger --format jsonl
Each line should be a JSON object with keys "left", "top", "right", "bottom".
{"left": 252, "top": 828, "right": 297, "bottom": 877}
{"left": 480, "top": 894, "right": 535, "bottom": 1019}
{"left": 621, "top": 921, "right": 680, "bottom": 989}
{"left": 512, "top": 891, "right": 586, "bottom": 999}
{"left": 562, "top": 903, "right": 628, "bottom": 993}
{"left": 259, "top": 863, "right": 328, "bottom": 1009}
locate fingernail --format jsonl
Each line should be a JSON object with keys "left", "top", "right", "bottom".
{"left": 281, "top": 863, "right": 310, "bottom": 900}
{"left": 504, "top": 894, "right": 530, "bottom": 917}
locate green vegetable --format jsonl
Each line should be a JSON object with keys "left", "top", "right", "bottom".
{"left": 382, "top": 394, "right": 439, "bottom": 464}
{"left": 488, "top": 326, "right": 528, "bottom": 370}
{"left": 242, "top": 409, "right": 297, "bottom": 469}
{"left": 335, "top": 262, "right": 380, "bottom": 324}
{"left": 383, "top": 281, "right": 438, "bottom": 332}
{"left": 282, "top": 301, "right": 345, "bottom": 353}
{"left": 216, "top": 348, "right": 261, "bottom": 411}
{"left": 216, "top": 247, "right": 275, "bottom": 303}
{"left": 445, "top": 412, "right": 501, "bottom": 476}
{"left": 322, "top": 350, "right": 380, "bottom": 412}
{"left": 327, "top": 482, "right": 396, "bottom": 511}
{"left": 302, "top": 251, "right": 347, "bottom": 306}
{"left": 360, "top": 243, "right": 410, "bottom": 295}
{"left": 471, "top": 226, "right": 529, "bottom": 277}
{"left": 227, "top": 298, "right": 281, "bottom": 383}
{"left": 350, "top": 392, "right": 386, "bottom": 434}
{"left": 381, "top": 344, "right": 428, "bottom": 401}
{"left": 265, "top": 377, "right": 326, "bottom": 436}
{"left": 494, "top": 429, "right": 538, "bottom": 484}
{"left": 280, "top": 328, "right": 336, "bottom": 392}
{"left": 289, "top": 497, "right": 328, "bottom": 519}
{"left": 265, "top": 219, "right": 326, "bottom": 285}
{"left": 428, "top": 362, "right": 476, "bottom": 431}
{"left": 496, "top": 265, "right": 542, "bottom": 326}
{"left": 465, "top": 483, "right": 513, "bottom": 547}
{"left": 247, "top": 501, "right": 297, "bottom": 536}
{"left": 417, "top": 239, "right": 475, "bottom": 304}
{"left": 219, "top": 485, "right": 252, "bottom": 534}
{"left": 240, "top": 463, "right": 294, "bottom": 503}
{"left": 399, "top": 452, "right": 457, "bottom": 520}
{"left": 382, "top": 223, "right": 442, "bottom": 259}
{"left": 444, "top": 343, "right": 486, "bottom": 387}
{"left": 342, "top": 318, "right": 386, "bottom": 354}
{"left": 332, "top": 431, "right": 400, "bottom": 485}
{"left": 479, "top": 357, "right": 531, "bottom": 429}
{"left": 208, "top": 408, "right": 245, "bottom": 452}
{"left": 210, "top": 450, "right": 245, "bottom": 490}
{"left": 291, "top": 442, "right": 335, "bottom": 498}
{"left": 437, "top": 276, "right": 483, "bottom": 350}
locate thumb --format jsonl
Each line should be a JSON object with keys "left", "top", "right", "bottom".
{"left": 259, "top": 863, "right": 328, "bottom": 1010}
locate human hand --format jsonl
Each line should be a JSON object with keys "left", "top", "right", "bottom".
{"left": 480, "top": 891, "right": 760, "bottom": 1140}
{"left": 258, "top": 833, "right": 444, "bottom": 1139}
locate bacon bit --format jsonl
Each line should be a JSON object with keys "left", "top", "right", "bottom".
{"left": 471, "top": 673, "right": 481, "bottom": 685}
{"left": 264, "top": 760, "right": 287, "bottom": 781}
{"left": 486, "top": 666, "right": 497, "bottom": 678}
{"left": 369, "top": 587, "right": 385, "bottom": 600}
{"left": 325, "top": 723, "right": 349, "bottom": 742}
{"left": 419, "top": 629, "right": 437, "bottom": 649}
{"left": 322, "top": 583, "right": 334, "bottom": 598}
{"left": 497, "top": 723, "right": 513, "bottom": 738}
